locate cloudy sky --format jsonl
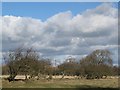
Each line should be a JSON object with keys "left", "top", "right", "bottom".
{"left": 1, "top": 2, "right": 118, "bottom": 65}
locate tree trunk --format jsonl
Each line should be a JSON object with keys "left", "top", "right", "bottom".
{"left": 7, "top": 74, "right": 17, "bottom": 82}
{"left": 25, "top": 74, "right": 28, "bottom": 80}
{"left": 60, "top": 73, "right": 65, "bottom": 80}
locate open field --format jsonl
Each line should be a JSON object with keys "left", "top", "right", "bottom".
{"left": 1, "top": 75, "right": 119, "bottom": 88}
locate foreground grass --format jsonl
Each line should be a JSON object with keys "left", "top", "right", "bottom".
{"left": 2, "top": 78, "right": 119, "bottom": 88}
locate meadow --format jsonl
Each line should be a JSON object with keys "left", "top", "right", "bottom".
{"left": 2, "top": 75, "right": 119, "bottom": 88}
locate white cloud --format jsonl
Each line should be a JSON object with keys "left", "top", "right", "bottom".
{"left": 1, "top": 3, "right": 118, "bottom": 65}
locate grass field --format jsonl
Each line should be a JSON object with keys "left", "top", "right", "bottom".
{"left": 2, "top": 76, "right": 119, "bottom": 88}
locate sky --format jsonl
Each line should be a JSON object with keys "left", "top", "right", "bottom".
{"left": 1, "top": 2, "right": 118, "bottom": 65}
{"left": 2, "top": 2, "right": 103, "bottom": 21}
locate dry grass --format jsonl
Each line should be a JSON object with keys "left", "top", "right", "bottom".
{"left": 1, "top": 75, "right": 119, "bottom": 88}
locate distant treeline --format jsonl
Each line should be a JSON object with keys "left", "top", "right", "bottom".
{"left": 2, "top": 47, "right": 120, "bottom": 82}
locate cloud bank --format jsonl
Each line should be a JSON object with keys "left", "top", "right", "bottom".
{"left": 1, "top": 3, "right": 118, "bottom": 64}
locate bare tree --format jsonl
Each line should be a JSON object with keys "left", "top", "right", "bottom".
{"left": 3, "top": 47, "right": 40, "bottom": 82}
{"left": 3, "top": 47, "right": 23, "bottom": 82}
{"left": 79, "top": 49, "right": 113, "bottom": 79}
{"left": 58, "top": 56, "right": 79, "bottom": 80}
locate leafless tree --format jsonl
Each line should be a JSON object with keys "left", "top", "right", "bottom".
{"left": 3, "top": 47, "right": 40, "bottom": 81}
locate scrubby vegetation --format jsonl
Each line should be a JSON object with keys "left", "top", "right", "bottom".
{"left": 2, "top": 47, "right": 119, "bottom": 88}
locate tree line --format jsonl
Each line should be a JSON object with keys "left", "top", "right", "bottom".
{"left": 2, "top": 47, "right": 120, "bottom": 82}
